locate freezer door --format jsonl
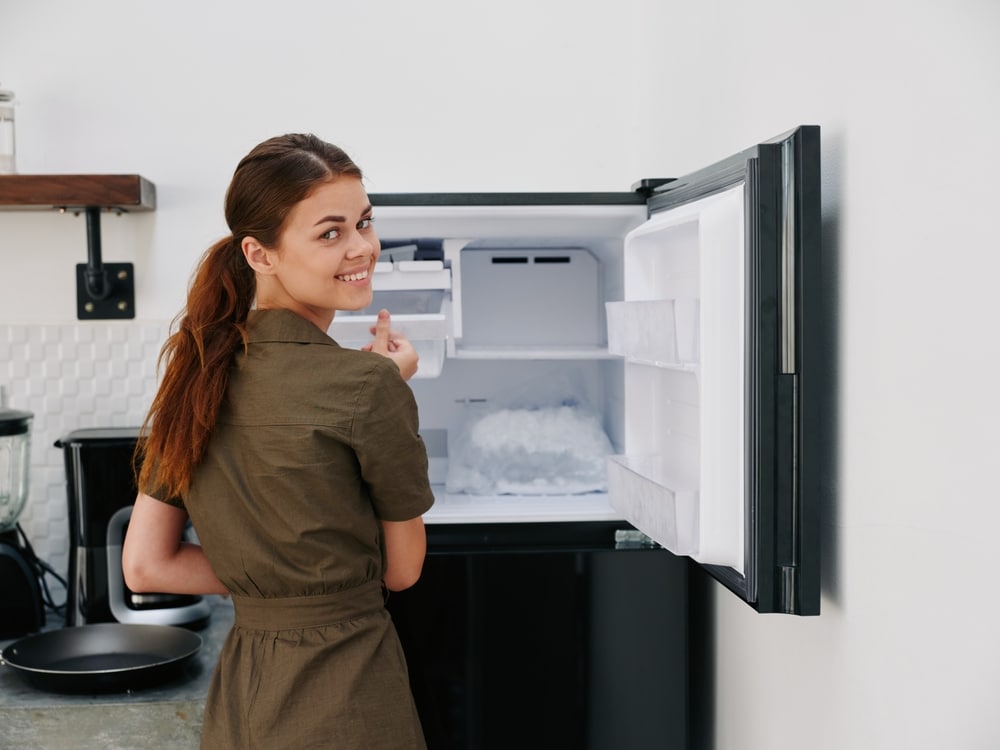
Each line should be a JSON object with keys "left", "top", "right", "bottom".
{"left": 607, "top": 126, "right": 821, "bottom": 615}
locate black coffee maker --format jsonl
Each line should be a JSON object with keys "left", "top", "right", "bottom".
{"left": 57, "top": 427, "right": 210, "bottom": 629}
{"left": 0, "top": 406, "right": 44, "bottom": 639}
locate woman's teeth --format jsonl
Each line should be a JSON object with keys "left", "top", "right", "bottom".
{"left": 337, "top": 270, "right": 369, "bottom": 282}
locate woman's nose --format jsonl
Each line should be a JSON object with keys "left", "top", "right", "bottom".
{"left": 346, "top": 230, "right": 379, "bottom": 259}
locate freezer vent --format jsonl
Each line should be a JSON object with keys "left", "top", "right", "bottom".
{"left": 488, "top": 255, "right": 572, "bottom": 264}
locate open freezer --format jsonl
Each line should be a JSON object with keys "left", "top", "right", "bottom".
{"left": 334, "top": 126, "right": 821, "bottom": 615}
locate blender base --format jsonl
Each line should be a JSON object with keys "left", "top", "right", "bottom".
{"left": 0, "top": 529, "right": 45, "bottom": 639}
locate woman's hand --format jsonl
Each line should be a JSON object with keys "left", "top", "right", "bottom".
{"left": 362, "top": 308, "right": 419, "bottom": 381}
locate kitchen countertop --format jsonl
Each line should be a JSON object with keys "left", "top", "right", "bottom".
{"left": 0, "top": 597, "right": 233, "bottom": 750}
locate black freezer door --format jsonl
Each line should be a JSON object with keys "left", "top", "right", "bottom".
{"left": 606, "top": 125, "right": 821, "bottom": 614}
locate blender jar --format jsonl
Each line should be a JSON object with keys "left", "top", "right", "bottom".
{"left": 0, "top": 408, "right": 33, "bottom": 532}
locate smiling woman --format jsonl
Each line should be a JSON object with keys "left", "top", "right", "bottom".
{"left": 244, "top": 179, "right": 381, "bottom": 331}
{"left": 121, "top": 134, "right": 435, "bottom": 750}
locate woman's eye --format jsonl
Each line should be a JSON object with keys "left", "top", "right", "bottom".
{"left": 358, "top": 217, "right": 374, "bottom": 230}
{"left": 320, "top": 227, "right": 341, "bottom": 241}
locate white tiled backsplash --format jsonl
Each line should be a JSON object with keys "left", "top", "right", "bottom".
{"left": 1, "top": 321, "right": 169, "bottom": 591}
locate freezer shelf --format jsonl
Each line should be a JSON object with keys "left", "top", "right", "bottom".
{"left": 329, "top": 312, "right": 448, "bottom": 378}
{"left": 606, "top": 454, "right": 700, "bottom": 556}
{"left": 423, "top": 485, "right": 625, "bottom": 524}
{"left": 452, "top": 345, "right": 617, "bottom": 360}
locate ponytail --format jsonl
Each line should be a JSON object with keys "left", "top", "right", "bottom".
{"left": 137, "top": 132, "right": 363, "bottom": 499}
{"left": 137, "top": 236, "right": 255, "bottom": 498}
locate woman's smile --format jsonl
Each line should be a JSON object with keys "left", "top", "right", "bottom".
{"left": 336, "top": 266, "right": 372, "bottom": 283}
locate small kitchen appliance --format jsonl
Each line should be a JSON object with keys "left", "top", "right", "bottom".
{"left": 57, "top": 427, "right": 210, "bottom": 629}
{"left": 0, "top": 85, "right": 15, "bottom": 174}
{"left": 0, "top": 405, "right": 44, "bottom": 639}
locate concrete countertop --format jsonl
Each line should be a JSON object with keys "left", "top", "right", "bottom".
{"left": 0, "top": 597, "right": 233, "bottom": 750}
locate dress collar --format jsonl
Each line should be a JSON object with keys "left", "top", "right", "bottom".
{"left": 246, "top": 308, "right": 337, "bottom": 346}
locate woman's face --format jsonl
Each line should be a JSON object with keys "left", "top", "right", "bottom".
{"left": 253, "top": 176, "right": 380, "bottom": 330}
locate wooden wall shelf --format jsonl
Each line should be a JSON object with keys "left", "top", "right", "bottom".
{"left": 0, "top": 174, "right": 156, "bottom": 211}
{"left": 0, "top": 173, "right": 157, "bottom": 319}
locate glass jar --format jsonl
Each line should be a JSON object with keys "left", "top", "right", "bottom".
{"left": 0, "top": 87, "right": 16, "bottom": 175}
{"left": 0, "top": 408, "right": 32, "bottom": 532}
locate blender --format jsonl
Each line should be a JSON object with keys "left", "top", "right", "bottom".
{"left": 0, "top": 404, "right": 44, "bottom": 638}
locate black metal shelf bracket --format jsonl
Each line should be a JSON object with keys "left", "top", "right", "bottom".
{"left": 74, "top": 206, "right": 135, "bottom": 320}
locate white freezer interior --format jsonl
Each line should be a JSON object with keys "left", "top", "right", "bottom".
{"left": 333, "top": 197, "right": 748, "bottom": 572}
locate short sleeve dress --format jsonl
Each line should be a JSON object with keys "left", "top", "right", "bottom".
{"left": 145, "top": 308, "right": 435, "bottom": 750}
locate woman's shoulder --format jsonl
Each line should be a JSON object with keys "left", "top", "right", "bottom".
{"left": 240, "top": 309, "right": 409, "bottom": 395}
{"left": 247, "top": 308, "right": 333, "bottom": 345}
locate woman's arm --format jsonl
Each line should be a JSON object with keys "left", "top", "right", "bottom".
{"left": 381, "top": 517, "right": 427, "bottom": 591}
{"left": 365, "top": 309, "right": 428, "bottom": 590}
{"left": 122, "top": 492, "right": 229, "bottom": 596}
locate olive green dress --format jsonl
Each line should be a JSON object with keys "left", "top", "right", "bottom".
{"left": 147, "top": 309, "right": 435, "bottom": 749}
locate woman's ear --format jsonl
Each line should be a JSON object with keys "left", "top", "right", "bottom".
{"left": 242, "top": 237, "right": 276, "bottom": 275}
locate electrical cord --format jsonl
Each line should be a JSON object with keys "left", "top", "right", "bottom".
{"left": 15, "top": 523, "right": 67, "bottom": 617}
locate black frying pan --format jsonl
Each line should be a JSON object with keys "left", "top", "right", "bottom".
{"left": 1, "top": 623, "right": 203, "bottom": 693}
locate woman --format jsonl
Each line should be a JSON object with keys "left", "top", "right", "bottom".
{"left": 122, "top": 133, "right": 434, "bottom": 749}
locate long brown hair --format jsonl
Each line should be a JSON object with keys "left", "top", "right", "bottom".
{"left": 138, "top": 134, "right": 363, "bottom": 498}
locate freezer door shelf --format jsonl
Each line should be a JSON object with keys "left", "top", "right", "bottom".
{"left": 606, "top": 299, "right": 699, "bottom": 370}
{"left": 606, "top": 451, "right": 744, "bottom": 571}
{"left": 606, "top": 454, "right": 700, "bottom": 556}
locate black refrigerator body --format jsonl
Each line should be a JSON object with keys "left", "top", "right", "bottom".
{"left": 386, "top": 525, "right": 694, "bottom": 750}
{"left": 353, "top": 125, "right": 822, "bottom": 748}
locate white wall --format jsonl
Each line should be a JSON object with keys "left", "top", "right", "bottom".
{"left": 2, "top": 1, "right": 999, "bottom": 748}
